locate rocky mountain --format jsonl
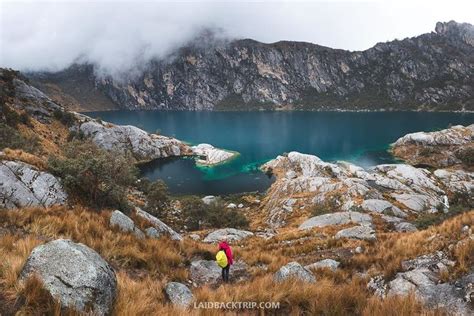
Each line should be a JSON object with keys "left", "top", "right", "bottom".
{"left": 28, "top": 21, "right": 474, "bottom": 112}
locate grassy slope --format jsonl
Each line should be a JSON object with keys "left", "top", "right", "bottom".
{"left": 0, "top": 205, "right": 472, "bottom": 315}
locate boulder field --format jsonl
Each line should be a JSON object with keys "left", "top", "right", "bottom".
{"left": 260, "top": 143, "right": 472, "bottom": 229}
{"left": 368, "top": 251, "right": 473, "bottom": 315}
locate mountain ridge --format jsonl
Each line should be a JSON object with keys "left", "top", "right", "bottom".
{"left": 28, "top": 20, "right": 474, "bottom": 112}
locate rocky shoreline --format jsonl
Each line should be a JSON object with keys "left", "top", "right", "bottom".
{"left": 391, "top": 124, "right": 474, "bottom": 169}
{"left": 259, "top": 123, "right": 473, "bottom": 229}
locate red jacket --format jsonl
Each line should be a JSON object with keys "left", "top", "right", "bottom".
{"left": 218, "top": 241, "right": 233, "bottom": 265}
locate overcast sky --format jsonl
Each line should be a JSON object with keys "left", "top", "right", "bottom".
{"left": 1, "top": 0, "right": 473, "bottom": 76}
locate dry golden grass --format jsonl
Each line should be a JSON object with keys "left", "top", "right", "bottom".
{"left": 362, "top": 294, "right": 445, "bottom": 316}
{"left": 0, "top": 206, "right": 471, "bottom": 315}
{"left": 113, "top": 271, "right": 171, "bottom": 316}
{"left": 0, "top": 234, "right": 42, "bottom": 301}
{"left": 2, "top": 148, "right": 48, "bottom": 169}
{"left": 348, "top": 210, "right": 474, "bottom": 279}
{"left": 18, "top": 119, "right": 69, "bottom": 157}
{"left": 0, "top": 206, "right": 186, "bottom": 279}
{"left": 15, "top": 275, "right": 64, "bottom": 316}
{"left": 193, "top": 275, "right": 444, "bottom": 315}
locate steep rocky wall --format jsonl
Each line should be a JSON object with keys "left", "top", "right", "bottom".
{"left": 29, "top": 21, "right": 474, "bottom": 111}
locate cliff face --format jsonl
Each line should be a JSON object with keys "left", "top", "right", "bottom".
{"left": 29, "top": 21, "right": 474, "bottom": 111}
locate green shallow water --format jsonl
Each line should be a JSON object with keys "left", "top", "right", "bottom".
{"left": 85, "top": 110, "right": 474, "bottom": 195}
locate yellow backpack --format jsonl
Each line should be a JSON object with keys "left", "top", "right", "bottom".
{"left": 216, "top": 250, "right": 228, "bottom": 268}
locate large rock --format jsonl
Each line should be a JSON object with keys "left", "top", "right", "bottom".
{"left": 299, "top": 212, "right": 372, "bottom": 230}
{"left": 372, "top": 164, "right": 443, "bottom": 195}
{"left": 135, "top": 207, "right": 182, "bottom": 241}
{"left": 434, "top": 169, "right": 474, "bottom": 197}
{"left": 109, "top": 210, "right": 144, "bottom": 238}
{"left": 202, "top": 195, "right": 217, "bottom": 205}
{"left": 0, "top": 160, "right": 67, "bottom": 209}
{"left": 335, "top": 225, "right": 376, "bottom": 241}
{"left": 274, "top": 261, "right": 316, "bottom": 283}
{"left": 394, "top": 222, "right": 418, "bottom": 232}
{"left": 391, "top": 193, "right": 441, "bottom": 213}
{"left": 10, "top": 74, "right": 63, "bottom": 123}
{"left": 386, "top": 252, "right": 472, "bottom": 315}
{"left": 192, "top": 144, "right": 237, "bottom": 166}
{"left": 77, "top": 119, "right": 189, "bottom": 162}
{"left": 190, "top": 260, "right": 249, "bottom": 285}
{"left": 388, "top": 269, "right": 472, "bottom": 315}
{"left": 305, "top": 259, "right": 340, "bottom": 271}
{"left": 400, "top": 251, "right": 455, "bottom": 272}
{"left": 361, "top": 199, "right": 404, "bottom": 216}
{"left": 203, "top": 228, "right": 254, "bottom": 243}
{"left": 392, "top": 124, "right": 474, "bottom": 168}
{"left": 381, "top": 215, "right": 418, "bottom": 232}
{"left": 20, "top": 239, "right": 116, "bottom": 315}
{"left": 165, "top": 282, "right": 193, "bottom": 308}
{"left": 393, "top": 125, "right": 474, "bottom": 147}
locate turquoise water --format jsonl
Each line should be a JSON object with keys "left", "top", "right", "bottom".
{"left": 86, "top": 111, "right": 474, "bottom": 195}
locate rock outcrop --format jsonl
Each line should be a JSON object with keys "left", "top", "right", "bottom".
{"left": 392, "top": 124, "right": 474, "bottom": 168}
{"left": 203, "top": 228, "right": 254, "bottom": 243}
{"left": 30, "top": 21, "right": 474, "bottom": 112}
{"left": 20, "top": 239, "right": 117, "bottom": 315}
{"left": 305, "top": 259, "right": 340, "bottom": 271}
{"left": 109, "top": 210, "right": 145, "bottom": 238}
{"left": 384, "top": 252, "right": 473, "bottom": 315}
{"left": 192, "top": 144, "right": 237, "bottom": 166}
{"left": 335, "top": 225, "right": 377, "bottom": 241}
{"left": 0, "top": 160, "right": 67, "bottom": 209}
{"left": 135, "top": 207, "right": 183, "bottom": 241}
{"left": 190, "top": 260, "right": 249, "bottom": 285}
{"left": 1, "top": 69, "right": 63, "bottom": 123}
{"left": 76, "top": 118, "right": 190, "bottom": 162}
{"left": 274, "top": 262, "right": 316, "bottom": 283}
{"left": 164, "top": 282, "right": 193, "bottom": 308}
{"left": 202, "top": 195, "right": 217, "bottom": 205}
{"left": 434, "top": 169, "right": 474, "bottom": 198}
{"left": 361, "top": 199, "right": 404, "bottom": 216}
{"left": 260, "top": 151, "right": 460, "bottom": 228}
{"left": 381, "top": 215, "right": 418, "bottom": 232}
{"left": 299, "top": 212, "right": 372, "bottom": 230}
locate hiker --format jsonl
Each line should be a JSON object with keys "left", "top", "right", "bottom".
{"left": 216, "top": 237, "right": 233, "bottom": 282}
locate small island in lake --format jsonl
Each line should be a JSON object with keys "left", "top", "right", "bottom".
{"left": 192, "top": 143, "right": 239, "bottom": 166}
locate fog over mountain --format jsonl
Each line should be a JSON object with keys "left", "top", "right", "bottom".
{"left": 1, "top": 0, "right": 474, "bottom": 77}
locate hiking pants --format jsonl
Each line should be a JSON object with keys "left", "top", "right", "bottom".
{"left": 222, "top": 265, "right": 230, "bottom": 282}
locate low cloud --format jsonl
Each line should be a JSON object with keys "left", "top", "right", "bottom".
{"left": 1, "top": 0, "right": 473, "bottom": 77}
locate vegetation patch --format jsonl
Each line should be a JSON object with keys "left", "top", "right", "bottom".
{"left": 180, "top": 196, "right": 249, "bottom": 230}
{"left": 48, "top": 140, "right": 138, "bottom": 210}
{"left": 455, "top": 146, "right": 474, "bottom": 167}
{"left": 139, "top": 178, "right": 170, "bottom": 218}
{"left": 53, "top": 109, "right": 76, "bottom": 127}
{"left": 0, "top": 123, "right": 39, "bottom": 154}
